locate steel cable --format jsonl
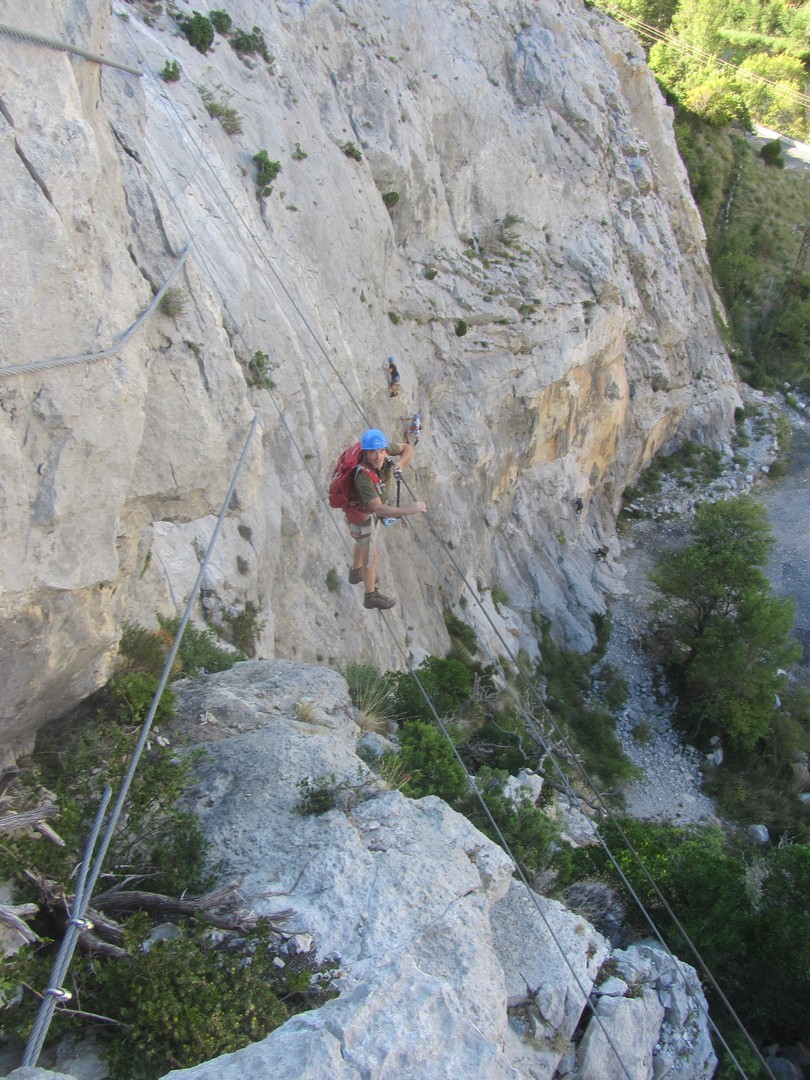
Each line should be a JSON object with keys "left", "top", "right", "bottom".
{"left": 0, "top": 245, "right": 191, "bottom": 378}
{"left": 0, "top": 20, "right": 141, "bottom": 76}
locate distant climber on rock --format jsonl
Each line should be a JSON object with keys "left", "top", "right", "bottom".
{"left": 387, "top": 357, "right": 401, "bottom": 397}
{"left": 328, "top": 428, "right": 427, "bottom": 611}
{"left": 406, "top": 413, "right": 421, "bottom": 445}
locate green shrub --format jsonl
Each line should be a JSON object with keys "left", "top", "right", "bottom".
{"left": 340, "top": 141, "right": 363, "bottom": 161}
{"left": 157, "top": 614, "right": 245, "bottom": 677}
{"left": 382, "top": 191, "right": 399, "bottom": 209}
{"left": 326, "top": 568, "right": 340, "bottom": 592}
{"left": 398, "top": 721, "right": 468, "bottom": 802}
{"left": 295, "top": 769, "right": 379, "bottom": 815}
{"left": 231, "top": 25, "right": 272, "bottom": 64}
{"left": 210, "top": 102, "right": 242, "bottom": 134}
{"left": 443, "top": 611, "right": 478, "bottom": 656}
{"left": 107, "top": 671, "right": 176, "bottom": 727}
{"left": 222, "top": 600, "right": 264, "bottom": 657}
{"left": 159, "top": 286, "right": 187, "bottom": 318}
{"left": 759, "top": 138, "right": 785, "bottom": 168}
{"left": 253, "top": 150, "right": 281, "bottom": 196}
{"left": 96, "top": 923, "right": 291, "bottom": 1079}
{"left": 180, "top": 12, "right": 214, "bottom": 53}
{"left": 389, "top": 655, "right": 472, "bottom": 723}
{"left": 159, "top": 59, "right": 181, "bottom": 81}
{"left": 209, "top": 8, "right": 232, "bottom": 34}
{"left": 455, "top": 319, "right": 468, "bottom": 337}
{"left": 244, "top": 349, "right": 275, "bottom": 388}
{"left": 462, "top": 767, "right": 567, "bottom": 885}
{"left": 490, "top": 586, "right": 508, "bottom": 609}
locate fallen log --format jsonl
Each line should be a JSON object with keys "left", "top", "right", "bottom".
{"left": 93, "top": 879, "right": 293, "bottom": 931}
{"left": 0, "top": 901, "right": 39, "bottom": 944}
{"left": 0, "top": 806, "right": 65, "bottom": 846}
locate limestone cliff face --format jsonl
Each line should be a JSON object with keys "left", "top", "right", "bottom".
{"left": 0, "top": 0, "right": 740, "bottom": 756}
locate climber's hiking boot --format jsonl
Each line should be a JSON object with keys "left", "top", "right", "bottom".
{"left": 364, "top": 590, "right": 396, "bottom": 610}
{"left": 348, "top": 567, "right": 363, "bottom": 585}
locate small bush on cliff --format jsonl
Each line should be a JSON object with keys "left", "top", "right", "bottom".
{"left": 180, "top": 11, "right": 214, "bottom": 53}
{"left": 231, "top": 25, "right": 272, "bottom": 65}
{"left": 253, "top": 150, "right": 281, "bottom": 197}
{"left": 208, "top": 8, "right": 232, "bottom": 34}
{"left": 397, "top": 721, "right": 468, "bottom": 802}
{"left": 159, "top": 59, "right": 181, "bottom": 82}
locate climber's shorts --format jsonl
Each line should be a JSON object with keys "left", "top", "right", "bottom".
{"left": 348, "top": 516, "right": 375, "bottom": 547}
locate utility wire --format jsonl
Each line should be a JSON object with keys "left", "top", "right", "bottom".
{"left": 600, "top": 2, "right": 810, "bottom": 111}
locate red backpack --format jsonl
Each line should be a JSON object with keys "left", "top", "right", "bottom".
{"left": 328, "top": 443, "right": 378, "bottom": 524}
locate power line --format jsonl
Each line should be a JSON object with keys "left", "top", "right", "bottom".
{"left": 601, "top": 2, "right": 810, "bottom": 112}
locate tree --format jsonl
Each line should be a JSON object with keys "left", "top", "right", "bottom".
{"left": 739, "top": 52, "right": 808, "bottom": 139}
{"left": 650, "top": 496, "right": 800, "bottom": 746}
{"left": 562, "top": 820, "right": 810, "bottom": 1044}
{"left": 759, "top": 138, "right": 785, "bottom": 168}
{"left": 389, "top": 656, "right": 472, "bottom": 723}
{"left": 745, "top": 844, "right": 810, "bottom": 1038}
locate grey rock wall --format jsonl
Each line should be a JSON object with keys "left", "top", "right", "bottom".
{"left": 0, "top": 0, "right": 739, "bottom": 757}
{"left": 152, "top": 658, "right": 716, "bottom": 1079}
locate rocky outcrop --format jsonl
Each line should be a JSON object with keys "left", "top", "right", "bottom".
{"left": 0, "top": 0, "right": 740, "bottom": 757}
{"left": 143, "top": 658, "right": 715, "bottom": 1080}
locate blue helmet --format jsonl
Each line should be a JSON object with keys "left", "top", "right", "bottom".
{"left": 361, "top": 428, "right": 388, "bottom": 450}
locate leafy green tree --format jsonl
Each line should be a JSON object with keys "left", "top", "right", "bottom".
{"left": 739, "top": 52, "right": 808, "bottom": 136}
{"left": 683, "top": 74, "right": 750, "bottom": 126}
{"left": 759, "top": 138, "right": 785, "bottom": 168}
{"left": 389, "top": 656, "right": 472, "bottom": 723}
{"left": 744, "top": 844, "right": 810, "bottom": 1037}
{"left": 608, "top": 0, "right": 680, "bottom": 32}
{"left": 398, "top": 721, "right": 468, "bottom": 802}
{"left": 650, "top": 496, "right": 800, "bottom": 746}
{"left": 712, "top": 235, "right": 762, "bottom": 302}
{"left": 561, "top": 820, "right": 810, "bottom": 1043}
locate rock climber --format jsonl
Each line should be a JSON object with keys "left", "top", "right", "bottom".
{"left": 387, "top": 357, "right": 401, "bottom": 397}
{"left": 406, "top": 413, "right": 421, "bottom": 445}
{"left": 348, "top": 428, "right": 427, "bottom": 610}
